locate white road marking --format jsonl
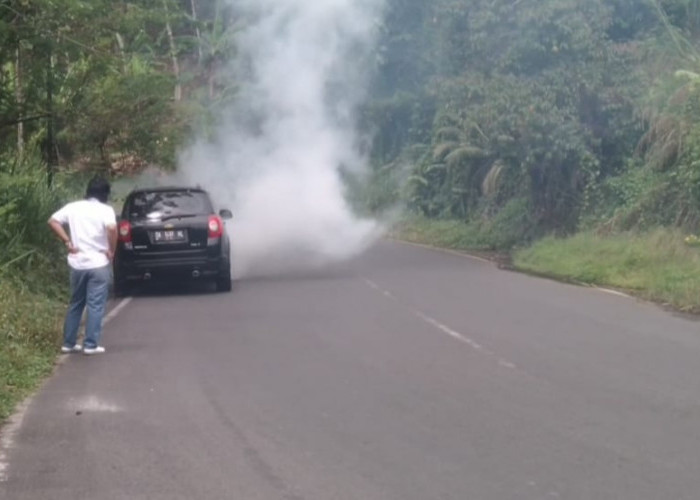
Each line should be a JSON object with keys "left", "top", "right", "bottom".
{"left": 104, "top": 297, "right": 132, "bottom": 324}
{"left": 593, "top": 287, "right": 632, "bottom": 299}
{"left": 499, "top": 360, "right": 518, "bottom": 370}
{"left": 69, "top": 396, "right": 122, "bottom": 414}
{"left": 414, "top": 311, "right": 485, "bottom": 351}
{"left": 0, "top": 297, "right": 132, "bottom": 483}
{"left": 363, "top": 278, "right": 518, "bottom": 371}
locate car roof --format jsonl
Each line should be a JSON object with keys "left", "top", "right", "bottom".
{"left": 128, "top": 186, "right": 208, "bottom": 195}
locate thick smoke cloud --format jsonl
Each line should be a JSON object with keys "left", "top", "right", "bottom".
{"left": 177, "top": 0, "right": 385, "bottom": 278}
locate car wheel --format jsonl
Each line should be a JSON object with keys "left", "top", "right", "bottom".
{"left": 113, "top": 270, "right": 131, "bottom": 297}
{"left": 216, "top": 265, "right": 232, "bottom": 293}
{"left": 113, "top": 281, "right": 131, "bottom": 297}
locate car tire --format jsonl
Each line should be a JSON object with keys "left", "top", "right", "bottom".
{"left": 113, "top": 271, "right": 131, "bottom": 297}
{"left": 216, "top": 264, "right": 232, "bottom": 293}
{"left": 113, "top": 281, "right": 131, "bottom": 297}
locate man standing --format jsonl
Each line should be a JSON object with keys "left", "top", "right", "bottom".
{"left": 48, "top": 176, "right": 118, "bottom": 355}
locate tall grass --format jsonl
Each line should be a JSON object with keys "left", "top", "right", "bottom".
{"left": 390, "top": 217, "right": 494, "bottom": 250}
{"left": 0, "top": 152, "right": 84, "bottom": 421}
{"left": 0, "top": 277, "right": 63, "bottom": 422}
{"left": 390, "top": 203, "right": 536, "bottom": 253}
{"left": 514, "top": 229, "right": 700, "bottom": 312}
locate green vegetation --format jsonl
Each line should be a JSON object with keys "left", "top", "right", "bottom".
{"left": 391, "top": 205, "right": 534, "bottom": 253}
{"left": 514, "top": 230, "right": 700, "bottom": 312}
{"left": 0, "top": 277, "right": 64, "bottom": 422}
{"left": 1, "top": 0, "right": 238, "bottom": 173}
{"left": 367, "top": 0, "right": 700, "bottom": 237}
{"left": 0, "top": 158, "right": 80, "bottom": 421}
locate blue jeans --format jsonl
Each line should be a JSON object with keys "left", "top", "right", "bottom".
{"left": 63, "top": 265, "right": 111, "bottom": 349}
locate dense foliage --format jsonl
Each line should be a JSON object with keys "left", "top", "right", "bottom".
{"left": 366, "top": 0, "right": 700, "bottom": 247}
{"left": 0, "top": 0, "right": 237, "bottom": 173}
{"left": 0, "top": 0, "right": 238, "bottom": 270}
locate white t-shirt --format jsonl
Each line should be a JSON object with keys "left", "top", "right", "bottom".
{"left": 51, "top": 198, "right": 117, "bottom": 270}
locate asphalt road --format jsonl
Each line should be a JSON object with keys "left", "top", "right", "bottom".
{"left": 2, "top": 241, "right": 700, "bottom": 500}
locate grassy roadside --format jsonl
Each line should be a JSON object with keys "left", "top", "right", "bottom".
{"left": 392, "top": 216, "right": 700, "bottom": 313}
{"left": 390, "top": 217, "right": 491, "bottom": 250}
{"left": 388, "top": 215, "right": 519, "bottom": 258}
{"left": 514, "top": 230, "right": 700, "bottom": 313}
{"left": 0, "top": 164, "right": 83, "bottom": 424}
{"left": 0, "top": 276, "right": 65, "bottom": 422}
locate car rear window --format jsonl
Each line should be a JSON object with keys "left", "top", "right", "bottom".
{"left": 126, "top": 190, "right": 213, "bottom": 219}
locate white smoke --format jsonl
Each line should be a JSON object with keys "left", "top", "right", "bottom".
{"left": 177, "top": 0, "right": 385, "bottom": 278}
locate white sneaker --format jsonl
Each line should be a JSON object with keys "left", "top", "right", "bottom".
{"left": 61, "top": 344, "right": 83, "bottom": 353}
{"left": 83, "top": 346, "right": 106, "bottom": 355}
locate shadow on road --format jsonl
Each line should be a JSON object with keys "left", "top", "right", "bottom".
{"left": 114, "top": 280, "right": 219, "bottom": 298}
{"left": 235, "top": 265, "right": 358, "bottom": 285}
{"left": 113, "top": 265, "right": 359, "bottom": 299}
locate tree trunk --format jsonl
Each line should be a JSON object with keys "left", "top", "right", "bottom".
{"left": 115, "top": 32, "right": 127, "bottom": 72}
{"left": 208, "top": 61, "right": 215, "bottom": 100}
{"left": 46, "top": 43, "right": 56, "bottom": 186}
{"left": 190, "top": 0, "right": 203, "bottom": 66}
{"left": 163, "top": 0, "right": 182, "bottom": 101}
{"left": 15, "top": 44, "right": 24, "bottom": 157}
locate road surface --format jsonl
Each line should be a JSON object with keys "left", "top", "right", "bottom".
{"left": 2, "top": 241, "right": 700, "bottom": 499}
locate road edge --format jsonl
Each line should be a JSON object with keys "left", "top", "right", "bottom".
{"left": 0, "top": 297, "right": 131, "bottom": 483}
{"left": 389, "top": 238, "right": 635, "bottom": 299}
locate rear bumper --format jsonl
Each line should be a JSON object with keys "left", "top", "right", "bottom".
{"left": 115, "top": 256, "right": 226, "bottom": 282}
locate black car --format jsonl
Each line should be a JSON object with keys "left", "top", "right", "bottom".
{"left": 113, "top": 186, "right": 233, "bottom": 295}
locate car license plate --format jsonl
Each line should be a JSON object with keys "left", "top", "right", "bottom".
{"left": 153, "top": 230, "right": 187, "bottom": 243}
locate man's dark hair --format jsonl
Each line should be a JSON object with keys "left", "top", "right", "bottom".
{"left": 86, "top": 176, "right": 111, "bottom": 203}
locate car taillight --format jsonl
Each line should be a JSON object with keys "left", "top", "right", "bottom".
{"left": 118, "top": 220, "right": 132, "bottom": 242}
{"left": 208, "top": 215, "right": 223, "bottom": 238}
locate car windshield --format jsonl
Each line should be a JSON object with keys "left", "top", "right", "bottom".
{"left": 127, "top": 191, "right": 212, "bottom": 219}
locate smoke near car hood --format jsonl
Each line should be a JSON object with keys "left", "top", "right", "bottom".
{"left": 176, "top": 0, "right": 385, "bottom": 278}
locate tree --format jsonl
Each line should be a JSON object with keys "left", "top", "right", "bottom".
{"left": 367, "top": 0, "right": 645, "bottom": 239}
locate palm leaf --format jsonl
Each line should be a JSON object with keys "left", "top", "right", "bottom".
{"left": 445, "top": 146, "right": 487, "bottom": 168}
{"left": 425, "top": 163, "right": 447, "bottom": 174}
{"left": 433, "top": 141, "right": 458, "bottom": 161}
{"left": 434, "top": 127, "right": 462, "bottom": 143}
{"left": 482, "top": 160, "right": 505, "bottom": 197}
{"left": 407, "top": 175, "right": 429, "bottom": 187}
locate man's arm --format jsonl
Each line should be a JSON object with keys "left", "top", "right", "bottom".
{"left": 106, "top": 224, "right": 117, "bottom": 261}
{"left": 48, "top": 218, "right": 78, "bottom": 254}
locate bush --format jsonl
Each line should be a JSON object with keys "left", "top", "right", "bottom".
{"left": 0, "top": 153, "right": 84, "bottom": 294}
{"left": 475, "top": 197, "right": 537, "bottom": 250}
{"left": 391, "top": 199, "right": 537, "bottom": 253}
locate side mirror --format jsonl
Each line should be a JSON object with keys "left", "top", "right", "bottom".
{"left": 219, "top": 209, "right": 233, "bottom": 220}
